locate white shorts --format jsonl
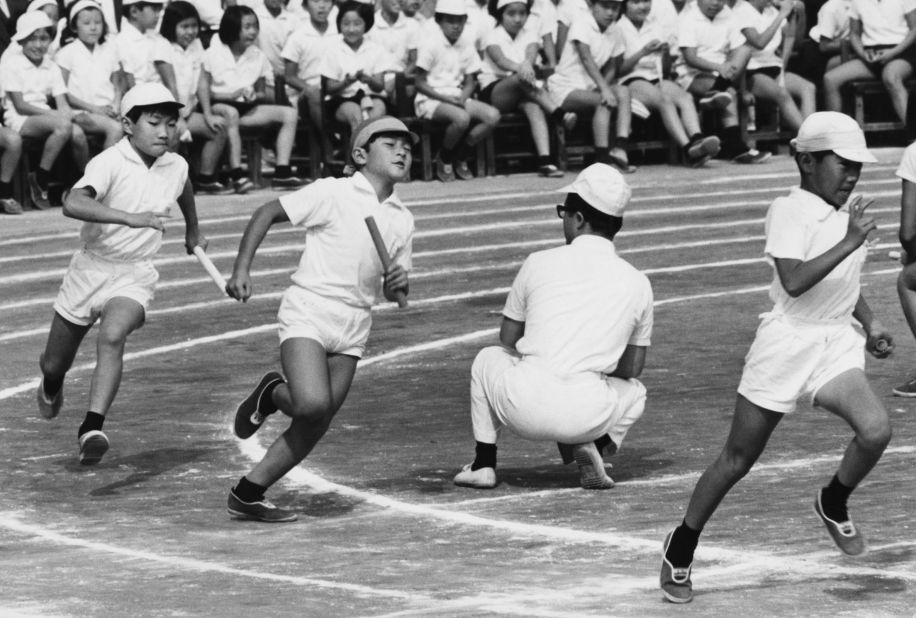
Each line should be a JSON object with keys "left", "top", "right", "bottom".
{"left": 738, "top": 313, "right": 865, "bottom": 414}
{"left": 414, "top": 95, "right": 443, "bottom": 120}
{"left": 53, "top": 249, "right": 159, "bottom": 326}
{"left": 277, "top": 286, "right": 371, "bottom": 357}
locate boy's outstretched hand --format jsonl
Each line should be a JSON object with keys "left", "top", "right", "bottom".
{"left": 866, "top": 327, "right": 894, "bottom": 359}
{"left": 846, "top": 195, "right": 876, "bottom": 246}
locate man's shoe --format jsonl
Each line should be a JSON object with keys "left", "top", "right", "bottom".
{"left": 698, "top": 90, "right": 733, "bottom": 110}
{"left": 27, "top": 172, "right": 50, "bottom": 210}
{"left": 686, "top": 135, "right": 721, "bottom": 165}
{"left": 732, "top": 149, "right": 771, "bottom": 164}
{"left": 453, "top": 464, "right": 497, "bottom": 488}
{"left": 195, "top": 180, "right": 233, "bottom": 195}
{"left": 272, "top": 174, "right": 306, "bottom": 189}
{"left": 227, "top": 489, "right": 298, "bottom": 522}
{"left": 435, "top": 157, "right": 455, "bottom": 182}
{"left": 233, "top": 177, "right": 255, "bottom": 194}
{"left": 538, "top": 164, "right": 564, "bottom": 178}
{"left": 572, "top": 442, "right": 614, "bottom": 489}
{"left": 234, "top": 372, "right": 285, "bottom": 439}
{"left": 660, "top": 531, "right": 694, "bottom": 603}
{"left": 78, "top": 430, "right": 109, "bottom": 465}
{"left": 36, "top": 379, "right": 63, "bottom": 419}
{"left": 454, "top": 159, "right": 474, "bottom": 180}
{"left": 0, "top": 197, "right": 23, "bottom": 214}
{"left": 892, "top": 376, "right": 916, "bottom": 397}
{"left": 814, "top": 489, "right": 866, "bottom": 555}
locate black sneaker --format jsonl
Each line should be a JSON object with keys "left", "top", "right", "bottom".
{"left": 686, "top": 136, "right": 721, "bottom": 167}
{"left": 27, "top": 172, "right": 50, "bottom": 210}
{"left": 233, "top": 177, "right": 255, "bottom": 194}
{"left": 234, "top": 372, "right": 284, "bottom": 439}
{"left": 227, "top": 489, "right": 298, "bottom": 523}
{"left": 272, "top": 175, "right": 306, "bottom": 189}
{"left": 454, "top": 159, "right": 474, "bottom": 180}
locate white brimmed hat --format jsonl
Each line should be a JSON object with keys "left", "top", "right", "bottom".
{"left": 435, "top": 0, "right": 468, "bottom": 16}
{"left": 120, "top": 83, "right": 183, "bottom": 117}
{"left": 558, "top": 164, "right": 631, "bottom": 217}
{"left": 351, "top": 116, "right": 419, "bottom": 151}
{"left": 496, "top": 0, "right": 527, "bottom": 9}
{"left": 791, "top": 111, "right": 877, "bottom": 163}
{"left": 13, "top": 10, "right": 54, "bottom": 41}
{"left": 68, "top": 0, "right": 103, "bottom": 26}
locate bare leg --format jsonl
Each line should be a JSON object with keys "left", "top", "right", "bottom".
{"left": 239, "top": 104, "right": 299, "bottom": 165}
{"left": 0, "top": 128, "right": 22, "bottom": 183}
{"left": 39, "top": 312, "right": 92, "bottom": 391}
{"left": 87, "top": 297, "right": 145, "bottom": 416}
{"left": 20, "top": 114, "right": 72, "bottom": 170}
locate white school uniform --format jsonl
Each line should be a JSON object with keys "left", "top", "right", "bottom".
{"left": 319, "top": 36, "right": 396, "bottom": 99}
{"left": 470, "top": 235, "right": 652, "bottom": 445}
{"left": 281, "top": 19, "right": 337, "bottom": 94}
{"left": 556, "top": 0, "right": 590, "bottom": 27}
{"left": 731, "top": 1, "right": 785, "bottom": 70}
{"left": 1, "top": 53, "right": 67, "bottom": 132}
{"left": 414, "top": 24, "right": 483, "bottom": 118}
{"left": 187, "top": 0, "right": 223, "bottom": 30}
{"left": 167, "top": 39, "right": 204, "bottom": 114}
{"left": 546, "top": 12, "right": 625, "bottom": 108}
{"left": 737, "top": 188, "right": 868, "bottom": 413}
{"left": 810, "top": 0, "right": 852, "bottom": 42}
{"left": 116, "top": 21, "right": 171, "bottom": 86}
{"left": 255, "top": 5, "right": 299, "bottom": 76}
{"left": 203, "top": 41, "right": 274, "bottom": 101}
{"left": 276, "top": 171, "right": 414, "bottom": 355}
{"left": 479, "top": 22, "right": 541, "bottom": 88}
{"left": 674, "top": 2, "right": 739, "bottom": 89}
{"left": 530, "top": 0, "right": 559, "bottom": 41}
{"left": 617, "top": 14, "right": 676, "bottom": 83}
{"left": 849, "top": 0, "right": 916, "bottom": 46}
{"left": 55, "top": 39, "right": 119, "bottom": 108}
{"left": 464, "top": 0, "right": 497, "bottom": 51}
{"left": 368, "top": 10, "right": 421, "bottom": 72}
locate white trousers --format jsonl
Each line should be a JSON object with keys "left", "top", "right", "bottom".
{"left": 470, "top": 346, "right": 647, "bottom": 446}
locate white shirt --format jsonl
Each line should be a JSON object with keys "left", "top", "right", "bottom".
{"left": 203, "top": 41, "right": 274, "bottom": 100}
{"left": 2, "top": 53, "right": 68, "bottom": 126}
{"left": 368, "top": 10, "right": 421, "bottom": 71}
{"left": 75, "top": 138, "right": 189, "bottom": 262}
{"left": 810, "top": 0, "right": 852, "bottom": 42}
{"left": 618, "top": 14, "right": 675, "bottom": 82}
{"left": 415, "top": 23, "right": 483, "bottom": 99}
{"left": 849, "top": 0, "right": 916, "bottom": 46}
{"left": 731, "top": 1, "right": 784, "bottom": 70}
{"left": 116, "top": 21, "right": 171, "bottom": 86}
{"left": 279, "top": 172, "right": 415, "bottom": 309}
{"left": 764, "top": 187, "right": 865, "bottom": 322}
{"left": 464, "top": 0, "right": 497, "bottom": 51}
{"left": 281, "top": 20, "right": 337, "bottom": 87}
{"left": 503, "top": 235, "right": 653, "bottom": 377}
{"left": 480, "top": 22, "right": 541, "bottom": 87}
{"left": 255, "top": 5, "right": 299, "bottom": 75}
{"left": 55, "top": 39, "right": 119, "bottom": 107}
{"left": 547, "top": 12, "right": 625, "bottom": 94}
{"left": 320, "top": 36, "right": 396, "bottom": 98}
{"left": 188, "top": 0, "right": 223, "bottom": 29}
{"left": 897, "top": 141, "right": 916, "bottom": 182}
{"left": 167, "top": 40, "right": 204, "bottom": 112}
{"left": 675, "top": 2, "right": 739, "bottom": 80}
{"left": 557, "top": 0, "right": 590, "bottom": 27}
{"left": 530, "top": 0, "right": 559, "bottom": 39}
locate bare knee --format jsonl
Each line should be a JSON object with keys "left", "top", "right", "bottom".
{"left": 452, "top": 110, "right": 471, "bottom": 132}
{"left": 97, "top": 324, "right": 129, "bottom": 353}
{"left": 281, "top": 106, "right": 298, "bottom": 126}
{"left": 288, "top": 394, "right": 333, "bottom": 420}
{"left": 857, "top": 420, "right": 891, "bottom": 452}
{"left": 482, "top": 106, "right": 501, "bottom": 127}
{"left": 717, "top": 445, "right": 757, "bottom": 480}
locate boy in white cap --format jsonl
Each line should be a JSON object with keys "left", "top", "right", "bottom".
{"left": 35, "top": 83, "right": 207, "bottom": 466}
{"left": 659, "top": 111, "right": 895, "bottom": 604}
{"left": 225, "top": 116, "right": 415, "bottom": 522}
{"left": 453, "top": 163, "right": 653, "bottom": 491}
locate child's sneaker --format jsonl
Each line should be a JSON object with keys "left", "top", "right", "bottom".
{"left": 453, "top": 463, "right": 497, "bottom": 488}
{"left": 195, "top": 180, "right": 233, "bottom": 195}
{"left": 608, "top": 148, "right": 638, "bottom": 174}
{"left": 272, "top": 174, "right": 306, "bottom": 189}
{"left": 78, "top": 430, "right": 109, "bottom": 465}
{"left": 562, "top": 111, "right": 577, "bottom": 130}
{"left": 698, "top": 90, "right": 733, "bottom": 110}
{"left": 454, "top": 159, "right": 474, "bottom": 180}
{"left": 538, "top": 164, "right": 565, "bottom": 178}
{"left": 36, "top": 379, "right": 63, "bottom": 419}
{"left": 573, "top": 442, "right": 614, "bottom": 489}
{"left": 0, "top": 197, "right": 23, "bottom": 214}
{"left": 814, "top": 488, "right": 867, "bottom": 555}
{"left": 227, "top": 489, "right": 298, "bottom": 522}
{"left": 233, "top": 177, "right": 254, "bottom": 194}
{"left": 686, "top": 136, "right": 721, "bottom": 167}
{"left": 892, "top": 376, "right": 916, "bottom": 397}
{"left": 660, "top": 530, "right": 694, "bottom": 603}
{"left": 732, "top": 148, "right": 771, "bottom": 164}
{"left": 435, "top": 157, "right": 455, "bottom": 182}
{"left": 27, "top": 172, "right": 50, "bottom": 210}
{"left": 234, "top": 372, "right": 285, "bottom": 439}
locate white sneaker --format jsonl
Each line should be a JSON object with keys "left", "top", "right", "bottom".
{"left": 78, "top": 430, "right": 109, "bottom": 465}
{"left": 453, "top": 464, "right": 497, "bottom": 489}
{"left": 573, "top": 442, "right": 614, "bottom": 489}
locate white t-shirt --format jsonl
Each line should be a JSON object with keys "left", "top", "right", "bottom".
{"left": 617, "top": 14, "right": 675, "bottom": 82}
{"left": 503, "top": 235, "right": 653, "bottom": 377}
{"left": 557, "top": 0, "right": 590, "bottom": 27}
{"left": 810, "top": 0, "right": 852, "bottom": 42}
{"left": 320, "top": 36, "right": 396, "bottom": 98}
{"left": 731, "top": 1, "right": 785, "bottom": 70}
{"left": 55, "top": 39, "right": 119, "bottom": 107}
{"left": 480, "top": 22, "right": 541, "bottom": 88}
{"left": 1, "top": 53, "right": 68, "bottom": 128}
{"left": 279, "top": 172, "right": 414, "bottom": 309}
{"left": 116, "top": 21, "right": 171, "bottom": 86}
{"left": 203, "top": 41, "right": 274, "bottom": 100}
{"left": 167, "top": 40, "right": 204, "bottom": 112}
{"left": 547, "top": 12, "right": 625, "bottom": 94}
{"left": 281, "top": 20, "right": 337, "bottom": 88}
{"left": 464, "top": 0, "right": 497, "bottom": 51}
{"left": 675, "top": 2, "right": 739, "bottom": 82}
{"left": 415, "top": 23, "right": 483, "bottom": 99}
{"left": 255, "top": 5, "right": 299, "bottom": 75}
{"left": 849, "top": 0, "right": 916, "bottom": 46}
{"left": 764, "top": 187, "right": 865, "bottom": 322}
{"left": 367, "top": 10, "right": 421, "bottom": 71}
{"left": 74, "top": 138, "right": 189, "bottom": 262}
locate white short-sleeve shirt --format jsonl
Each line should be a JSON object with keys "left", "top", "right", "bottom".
{"left": 1, "top": 53, "right": 68, "bottom": 129}
{"left": 530, "top": 0, "right": 559, "bottom": 40}
{"left": 74, "top": 138, "right": 189, "bottom": 262}
{"left": 415, "top": 23, "right": 483, "bottom": 99}
{"left": 188, "top": 0, "right": 223, "bottom": 29}
{"left": 503, "top": 235, "right": 653, "bottom": 376}
{"left": 557, "top": 0, "right": 590, "bottom": 27}
{"left": 281, "top": 20, "right": 337, "bottom": 87}
{"left": 480, "top": 21, "right": 541, "bottom": 88}
{"left": 849, "top": 0, "right": 916, "bottom": 46}
{"left": 547, "top": 13, "right": 625, "bottom": 94}
{"left": 116, "top": 21, "right": 171, "bottom": 86}
{"left": 320, "top": 36, "right": 397, "bottom": 98}
{"left": 731, "top": 1, "right": 785, "bottom": 70}
{"left": 203, "top": 40, "right": 274, "bottom": 100}
{"left": 55, "top": 39, "right": 119, "bottom": 107}
{"left": 367, "top": 10, "right": 421, "bottom": 71}
{"left": 255, "top": 5, "right": 299, "bottom": 75}
{"left": 278, "top": 172, "right": 415, "bottom": 308}
{"left": 764, "top": 187, "right": 865, "bottom": 322}
{"left": 675, "top": 2, "right": 739, "bottom": 82}
{"left": 464, "top": 0, "right": 497, "bottom": 51}
{"left": 810, "top": 0, "right": 852, "bottom": 42}
{"left": 618, "top": 14, "right": 675, "bottom": 82}
{"left": 167, "top": 40, "right": 204, "bottom": 111}
{"left": 897, "top": 141, "right": 916, "bottom": 182}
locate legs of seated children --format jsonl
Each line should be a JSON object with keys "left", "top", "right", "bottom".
{"left": 824, "top": 59, "right": 877, "bottom": 115}
{"left": 629, "top": 80, "right": 689, "bottom": 146}
{"left": 20, "top": 113, "right": 74, "bottom": 172}
{"left": 301, "top": 85, "right": 333, "bottom": 162}
{"left": 68, "top": 123, "right": 90, "bottom": 172}
{"left": 187, "top": 112, "right": 228, "bottom": 177}
{"left": 561, "top": 90, "right": 611, "bottom": 149}
{"left": 462, "top": 99, "right": 500, "bottom": 146}
{"left": 748, "top": 72, "right": 805, "bottom": 131}
{"left": 71, "top": 112, "right": 123, "bottom": 149}
{"left": 238, "top": 104, "right": 299, "bottom": 167}
{"left": 879, "top": 58, "right": 913, "bottom": 123}
{"left": 785, "top": 72, "right": 817, "bottom": 119}
{"left": 335, "top": 100, "right": 363, "bottom": 132}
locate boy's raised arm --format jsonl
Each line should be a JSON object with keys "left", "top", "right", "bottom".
{"left": 227, "top": 199, "right": 290, "bottom": 301}
{"left": 64, "top": 186, "right": 169, "bottom": 231}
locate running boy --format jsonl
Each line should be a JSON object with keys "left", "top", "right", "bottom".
{"left": 225, "top": 115, "right": 415, "bottom": 523}
{"left": 36, "top": 83, "right": 206, "bottom": 466}
{"left": 659, "top": 112, "right": 894, "bottom": 603}
{"left": 891, "top": 140, "right": 916, "bottom": 395}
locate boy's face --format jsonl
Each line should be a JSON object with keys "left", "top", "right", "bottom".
{"left": 134, "top": 4, "right": 163, "bottom": 30}
{"left": 590, "top": 0, "right": 623, "bottom": 29}
{"left": 803, "top": 152, "right": 862, "bottom": 208}
{"left": 74, "top": 8, "right": 104, "bottom": 45}
{"left": 264, "top": 0, "right": 286, "bottom": 13}
{"left": 438, "top": 14, "right": 467, "bottom": 43}
{"left": 626, "top": 0, "right": 652, "bottom": 21}
{"left": 21, "top": 29, "right": 52, "bottom": 63}
{"left": 123, "top": 110, "right": 178, "bottom": 159}
{"left": 306, "top": 0, "right": 333, "bottom": 23}
{"left": 356, "top": 134, "right": 413, "bottom": 183}
{"left": 381, "top": 0, "right": 401, "bottom": 14}
{"left": 239, "top": 14, "right": 260, "bottom": 45}
{"left": 697, "top": 0, "right": 725, "bottom": 18}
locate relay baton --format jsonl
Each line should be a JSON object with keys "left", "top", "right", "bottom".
{"left": 193, "top": 246, "right": 229, "bottom": 297}
{"left": 364, "top": 216, "right": 408, "bottom": 308}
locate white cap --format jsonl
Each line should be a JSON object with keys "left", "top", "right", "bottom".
{"left": 791, "top": 111, "right": 877, "bottom": 163}
{"left": 13, "top": 10, "right": 54, "bottom": 41}
{"left": 435, "top": 0, "right": 467, "bottom": 16}
{"left": 68, "top": 0, "right": 103, "bottom": 26}
{"left": 26, "top": 0, "right": 58, "bottom": 13}
{"left": 120, "top": 83, "right": 183, "bottom": 117}
{"left": 122, "top": 0, "right": 165, "bottom": 5}
{"left": 496, "top": 0, "right": 526, "bottom": 9}
{"left": 558, "top": 163, "right": 631, "bottom": 217}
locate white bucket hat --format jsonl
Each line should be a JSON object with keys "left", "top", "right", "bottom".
{"left": 791, "top": 111, "right": 877, "bottom": 163}
{"left": 558, "top": 163, "right": 631, "bottom": 217}
{"left": 13, "top": 11, "right": 54, "bottom": 42}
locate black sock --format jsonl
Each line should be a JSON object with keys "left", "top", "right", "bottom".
{"left": 550, "top": 108, "right": 566, "bottom": 124}
{"left": 665, "top": 520, "right": 702, "bottom": 567}
{"left": 230, "top": 167, "right": 245, "bottom": 180}
{"left": 438, "top": 147, "right": 455, "bottom": 164}
{"left": 594, "top": 434, "right": 615, "bottom": 456}
{"left": 259, "top": 379, "right": 281, "bottom": 415}
{"left": 36, "top": 167, "right": 51, "bottom": 190}
{"left": 0, "top": 180, "right": 12, "bottom": 198}
{"left": 688, "top": 133, "right": 703, "bottom": 144}
{"left": 197, "top": 173, "right": 216, "bottom": 184}
{"left": 234, "top": 476, "right": 267, "bottom": 502}
{"left": 43, "top": 376, "right": 64, "bottom": 399}
{"left": 537, "top": 155, "right": 551, "bottom": 167}
{"left": 614, "top": 136, "right": 629, "bottom": 149}
{"left": 454, "top": 141, "right": 471, "bottom": 161}
{"left": 78, "top": 411, "right": 105, "bottom": 437}
{"left": 275, "top": 165, "right": 292, "bottom": 179}
{"left": 721, "top": 125, "right": 746, "bottom": 156}
{"left": 471, "top": 442, "right": 497, "bottom": 470}
{"left": 820, "top": 475, "right": 854, "bottom": 521}
{"left": 595, "top": 149, "right": 613, "bottom": 165}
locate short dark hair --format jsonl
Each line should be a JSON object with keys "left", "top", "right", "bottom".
{"left": 160, "top": 1, "right": 201, "bottom": 43}
{"left": 487, "top": 0, "right": 532, "bottom": 20}
{"left": 127, "top": 1, "right": 161, "bottom": 19}
{"left": 336, "top": 0, "right": 374, "bottom": 32}
{"left": 219, "top": 5, "right": 258, "bottom": 45}
{"left": 564, "top": 192, "right": 623, "bottom": 239}
{"left": 125, "top": 104, "right": 180, "bottom": 123}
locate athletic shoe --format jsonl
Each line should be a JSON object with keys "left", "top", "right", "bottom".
{"left": 233, "top": 177, "right": 254, "bottom": 194}
{"left": 78, "top": 430, "right": 109, "bottom": 465}
{"left": 453, "top": 463, "right": 497, "bottom": 489}
{"left": 27, "top": 172, "right": 50, "bottom": 210}
{"left": 686, "top": 136, "right": 721, "bottom": 167}
{"left": 234, "top": 371, "right": 285, "bottom": 439}
{"left": 0, "top": 197, "right": 23, "bottom": 214}
{"left": 272, "top": 174, "right": 306, "bottom": 189}
{"left": 454, "top": 159, "right": 474, "bottom": 180}
{"left": 538, "top": 164, "right": 565, "bottom": 178}
{"left": 572, "top": 442, "right": 614, "bottom": 489}
{"left": 814, "top": 489, "right": 866, "bottom": 555}
{"left": 631, "top": 99, "right": 651, "bottom": 120}
{"left": 698, "top": 90, "right": 733, "bottom": 110}
{"left": 660, "top": 530, "right": 694, "bottom": 603}
{"left": 36, "top": 378, "right": 63, "bottom": 419}
{"left": 732, "top": 149, "right": 771, "bottom": 164}
{"left": 607, "top": 149, "right": 638, "bottom": 174}
{"left": 892, "top": 377, "right": 916, "bottom": 397}
{"left": 562, "top": 111, "right": 577, "bottom": 131}
{"left": 435, "top": 156, "right": 455, "bottom": 182}
{"left": 227, "top": 489, "right": 298, "bottom": 522}
{"left": 195, "top": 180, "right": 233, "bottom": 195}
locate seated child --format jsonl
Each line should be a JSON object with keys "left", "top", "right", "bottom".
{"left": 116, "top": 0, "right": 171, "bottom": 89}
{"left": 254, "top": 0, "right": 299, "bottom": 83}
{"left": 368, "top": 0, "right": 421, "bottom": 75}
{"left": 809, "top": 0, "right": 852, "bottom": 73}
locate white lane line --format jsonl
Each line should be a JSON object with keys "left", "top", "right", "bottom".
{"left": 0, "top": 514, "right": 423, "bottom": 600}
